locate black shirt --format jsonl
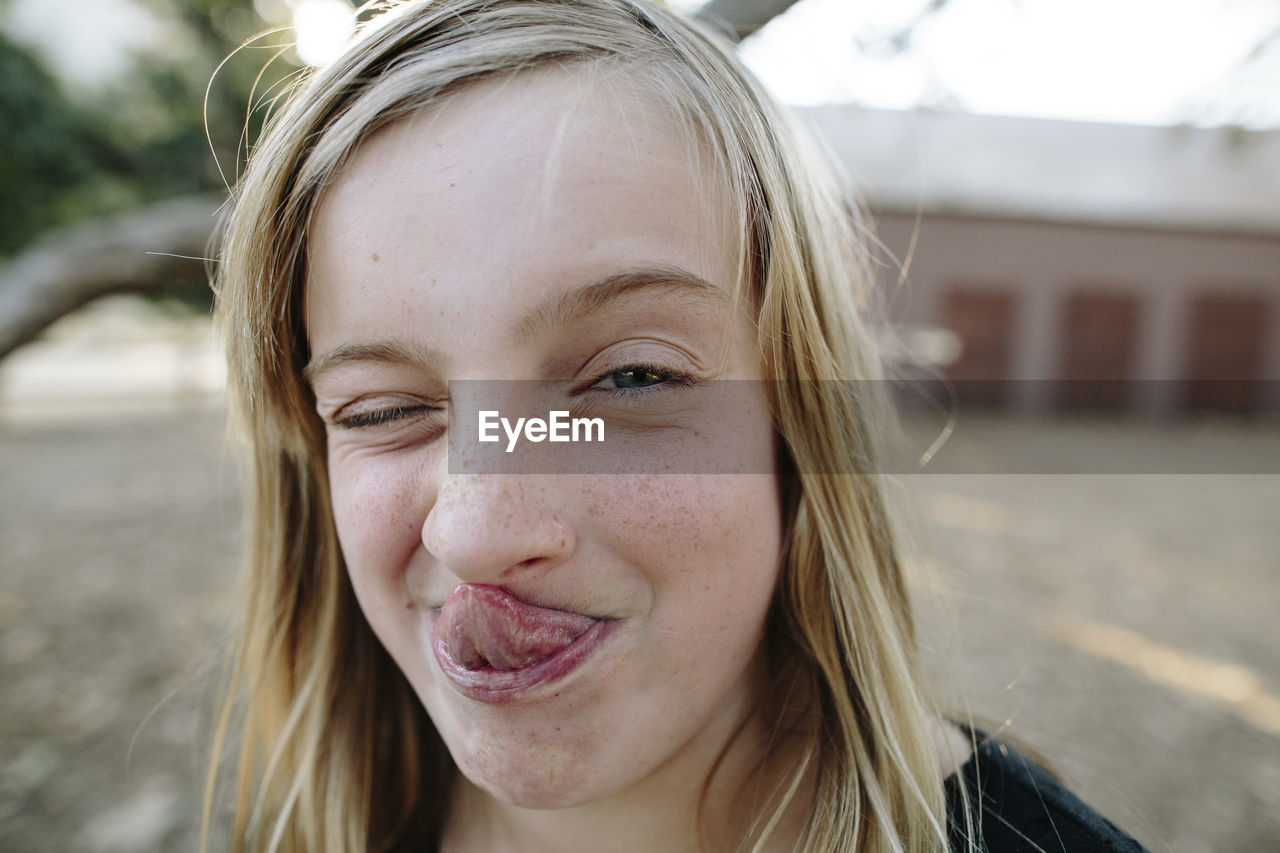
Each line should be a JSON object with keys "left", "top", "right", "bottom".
{"left": 946, "top": 733, "right": 1149, "bottom": 852}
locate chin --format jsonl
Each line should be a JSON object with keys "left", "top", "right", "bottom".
{"left": 462, "top": 756, "right": 604, "bottom": 810}
{"left": 442, "top": 719, "right": 612, "bottom": 810}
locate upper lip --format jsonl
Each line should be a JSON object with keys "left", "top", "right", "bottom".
{"left": 426, "top": 584, "right": 606, "bottom": 620}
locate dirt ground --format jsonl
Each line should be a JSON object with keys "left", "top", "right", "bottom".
{"left": 1, "top": 408, "right": 1277, "bottom": 852}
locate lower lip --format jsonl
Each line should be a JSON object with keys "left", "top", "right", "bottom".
{"left": 431, "top": 618, "right": 614, "bottom": 703}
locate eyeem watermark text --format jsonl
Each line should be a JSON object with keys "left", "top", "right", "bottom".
{"left": 478, "top": 410, "right": 605, "bottom": 453}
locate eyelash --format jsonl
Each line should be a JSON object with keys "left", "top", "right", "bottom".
{"left": 333, "top": 404, "right": 435, "bottom": 430}
{"left": 586, "top": 363, "right": 696, "bottom": 395}
{"left": 331, "top": 364, "right": 694, "bottom": 430}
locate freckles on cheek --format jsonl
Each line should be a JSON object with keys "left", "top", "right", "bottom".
{"left": 596, "top": 476, "right": 781, "bottom": 597}
{"left": 327, "top": 452, "right": 427, "bottom": 581}
{"left": 587, "top": 477, "right": 691, "bottom": 555}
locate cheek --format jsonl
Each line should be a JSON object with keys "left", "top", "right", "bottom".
{"left": 594, "top": 473, "right": 783, "bottom": 647}
{"left": 685, "top": 476, "right": 782, "bottom": 615}
{"left": 327, "top": 450, "right": 428, "bottom": 594}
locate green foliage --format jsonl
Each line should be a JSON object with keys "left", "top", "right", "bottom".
{"left": 0, "top": 0, "right": 304, "bottom": 304}
{"left": 0, "top": 0, "right": 300, "bottom": 237}
{"left": 114, "top": 0, "right": 303, "bottom": 193}
{"left": 0, "top": 34, "right": 129, "bottom": 254}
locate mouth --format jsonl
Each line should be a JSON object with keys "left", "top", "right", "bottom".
{"left": 431, "top": 583, "right": 613, "bottom": 703}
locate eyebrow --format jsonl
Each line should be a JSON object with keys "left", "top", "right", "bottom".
{"left": 513, "top": 266, "right": 728, "bottom": 343}
{"left": 304, "top": 340, "right": 444, "bottom": 385}
{"left": 305, "top": 266, "right": 728, "bottom": 383}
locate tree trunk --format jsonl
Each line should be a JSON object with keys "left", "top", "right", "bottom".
{"left": 695, "top": 0, "right": 803, "bottom": 41}
{"left": 0, "top": 195, "right": 225, "bottom": 361}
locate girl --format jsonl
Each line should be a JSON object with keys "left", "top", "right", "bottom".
{"left": 210, "top": 1, "right": 1146, "bottom": 850}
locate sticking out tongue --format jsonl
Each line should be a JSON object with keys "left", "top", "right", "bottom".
{"left": 438, "top": 584, "right": 597, "bottom": 671}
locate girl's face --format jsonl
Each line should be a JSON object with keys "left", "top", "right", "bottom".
{"left": 305, "top": 71, "right": 783, "bottom": 811}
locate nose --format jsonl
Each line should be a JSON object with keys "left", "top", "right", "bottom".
{"left": 422, "top": 473, "right": 575, "bottom": 584}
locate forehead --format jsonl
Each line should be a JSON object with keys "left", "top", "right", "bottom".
{"left": 305, "top": 67, "right": 742, "bottom": 358}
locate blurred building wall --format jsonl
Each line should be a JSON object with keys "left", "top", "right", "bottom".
{"left": 807, "top": 107, "right": 1280, "bottom": 415}
{"left": 872, "top": 210, "right": 1280, "bottom": 415}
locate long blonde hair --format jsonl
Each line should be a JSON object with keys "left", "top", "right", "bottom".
{"left": 211, "top": 1, "right": 954, "bottom": 850}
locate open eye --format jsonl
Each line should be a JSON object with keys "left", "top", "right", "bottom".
{"left": 590, "top": 364, "right": 693, "bottom": 393}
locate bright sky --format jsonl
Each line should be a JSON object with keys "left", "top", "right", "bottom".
{"left": 6, "top": 0, "right": 1279, "bottom": 129}
{"left": 682, "top": 0, "right": 1280, "bottom": 129}
{"left": 5, "top": 0, "right": 167, "bottom": 83}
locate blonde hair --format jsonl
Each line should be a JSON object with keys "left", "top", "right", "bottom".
{"left": 211, "top": 1, "right": 956, "bottom": 850}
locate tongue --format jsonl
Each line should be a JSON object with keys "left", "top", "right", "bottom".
{"left": 439, "top": 584, "right": 596, "bottom": 671}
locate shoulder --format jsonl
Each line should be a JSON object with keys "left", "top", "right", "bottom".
{"left": 945, "top": 731, "right": 1148, "bottom": 853}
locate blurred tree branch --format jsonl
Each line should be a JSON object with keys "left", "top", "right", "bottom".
{"left": 695, "top": 0, "right": 802, "bottom": 41}
{"left": 0, "top": 0, "right": 287, "bottom": 361}
{"left": 0, "top": 195, "right": 224, "bottom": 360}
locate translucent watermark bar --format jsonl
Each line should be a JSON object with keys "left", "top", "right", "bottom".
{"left": 445, "top": 380, "right": 1280, "bottom": 475}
